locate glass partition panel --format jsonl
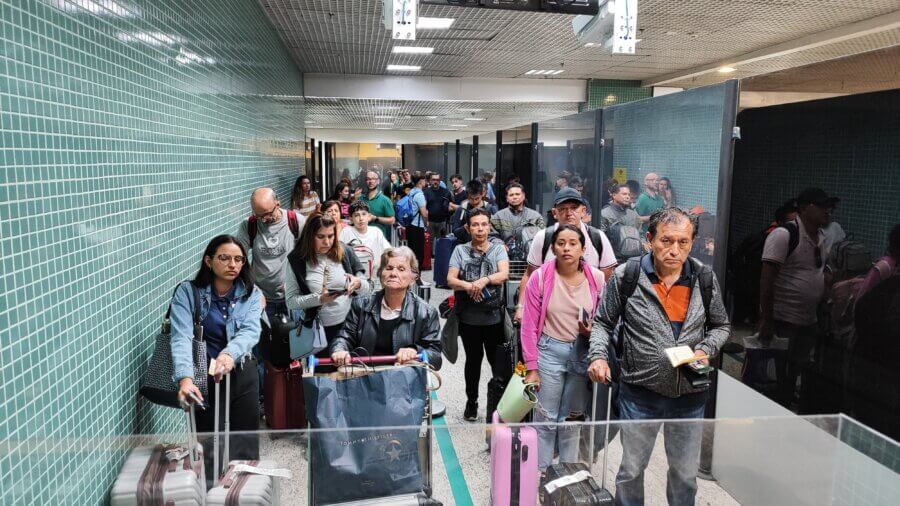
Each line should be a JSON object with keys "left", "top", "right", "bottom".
{"left": 498, "top": 125, "right": 533, "bottom": 209}
{"left": 457, "top": 137, "right": 473, "bottom": 183}
{"left": 536, "top": 111, "right": 598, "bottom": 220}
{"left": 333, "top": 142, "right": 359, "bottom": 191}
{"left": 477, "top": 133, "right": 497, "bottom": 179}
{"left": 600, "top": 84, "right": 732, "bottom": 268}
{"left": 445, "top": 142, "right": 456, "bottom": 179}
{"left": 5, "top": 415, "right": 896, "bottom": 505}
{"left": 403, "top": 143, "right": 444, "bottom": 176}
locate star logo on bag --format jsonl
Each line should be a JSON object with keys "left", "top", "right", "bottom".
{"left": 384, "top": 440, "right": 402, "bottom": 462}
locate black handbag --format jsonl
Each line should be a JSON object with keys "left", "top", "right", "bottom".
{"left": 140, "top": 282, "right": 208, "bottom": 408}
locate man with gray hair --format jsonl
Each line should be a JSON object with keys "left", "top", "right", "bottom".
{"left": 588, "top": 207, "right": 730, "bottom": 506}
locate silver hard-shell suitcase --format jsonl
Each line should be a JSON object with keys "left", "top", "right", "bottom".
{"left": 110, "top": 406, "right": 206, "bottom": 505}
{"left": 206, "top": 372, "right": 282, "bottom": 505}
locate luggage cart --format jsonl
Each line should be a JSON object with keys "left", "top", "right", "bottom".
{"left": 305, "top": 355, "right": 435, "bottom": 506}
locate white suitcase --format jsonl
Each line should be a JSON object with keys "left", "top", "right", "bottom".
{"left": 110, "top": 407, "right": 206, "bottom": 505}
{"left": 206, "top": 373, "right": 282, "bottom": 505}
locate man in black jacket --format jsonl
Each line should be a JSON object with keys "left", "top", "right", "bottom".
{"left": 424, "top": 173, "right": 452, "bottom": 250}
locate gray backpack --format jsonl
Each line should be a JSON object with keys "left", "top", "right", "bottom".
{"left": 608, "top": 222, "right": 643, "bottom": 261}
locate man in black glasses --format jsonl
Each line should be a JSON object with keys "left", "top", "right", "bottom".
{"left": 759, "top": 187, "right": 839, "bottom": 407}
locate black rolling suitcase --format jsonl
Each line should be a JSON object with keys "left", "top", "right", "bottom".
{"left": 542, "top": 383, "right": 614, "bottom": 505}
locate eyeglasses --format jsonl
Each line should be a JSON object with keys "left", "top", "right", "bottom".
{"left": 254, "top": 203, "right": 279, "bottom": 220}
{"left": 215, "top": 254, "right": 246, "bottom": 264}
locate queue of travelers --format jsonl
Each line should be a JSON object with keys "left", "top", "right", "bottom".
{"left": 163, "top": 168, "right": 752, "bottom": 505}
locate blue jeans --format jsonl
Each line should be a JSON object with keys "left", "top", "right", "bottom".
{"left": 615, "top": 382, "right": 707, "bottom": 506}
{"left": 534, "top": 335, "right": 590, "bottom": 470}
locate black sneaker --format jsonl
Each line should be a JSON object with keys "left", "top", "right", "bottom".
{"left": 464, "top": 401, "right": 478, "bottom": 421}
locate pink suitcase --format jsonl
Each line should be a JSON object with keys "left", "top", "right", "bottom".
{"left": 490, "top": 411, "right": 539, "bottom": 506}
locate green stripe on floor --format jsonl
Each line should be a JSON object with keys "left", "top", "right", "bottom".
{"left": 432, "top": 392, "right": 474, "bottom": 506}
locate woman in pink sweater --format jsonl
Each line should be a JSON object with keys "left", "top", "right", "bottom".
{"left": 519, "top": 224, "right": 605, "bottom": 471}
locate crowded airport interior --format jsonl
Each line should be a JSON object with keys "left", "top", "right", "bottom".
{"left": 1, "top": 0, "right": 899, "bottom": 504}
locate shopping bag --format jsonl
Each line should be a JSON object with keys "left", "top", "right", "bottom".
{"left": 289, "top": 309, "right": 327, "bottom": 359}
{"left": 304, "top": 365, "right": 428, "bottom": 504}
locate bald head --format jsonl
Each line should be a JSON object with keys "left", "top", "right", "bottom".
{"left": 251, "top": 188, "right": 281, "bottom": 223}
{"left": 644, "top": 172, "right": 659, "bottom": 193}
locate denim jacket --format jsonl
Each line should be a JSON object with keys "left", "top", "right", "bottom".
{"left": 169, "top": 279, "right": 262, "bottom": 382}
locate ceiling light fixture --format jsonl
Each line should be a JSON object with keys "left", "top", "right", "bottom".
{"left": 376, "top": 106, "right": 400, "bottom": 110}
{"left": 374, "top": 122, "right": 393, "bottom": 126}
{"left": 450, "top": 124, "right": 468, "bottom": 127}
{"left": 457, "top": 108, "right": 482, "bottom": 112}
{"left": 374, "top": 115, "right": 394, "bottom": 119}
{"left": 526, "top": 69, "right": 564, "bottom": 76}
{"left": 386, "top": 64, "right": 421, "bottom": 71}
{"left": 392, "top": 46, "right": 434, "bottom": 54}
{"left": 417, "top": 17, "right": 454, "bottom": 30}
{"left": 463, "top": 118, "right": 485, "bottom": 121}
{"left": 718, "top": 66, "right": 737, "bottom": 73}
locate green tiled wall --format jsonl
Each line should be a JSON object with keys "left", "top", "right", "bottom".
{"left": 580, "top": 79, "right": 652, "bottom": 111}
{"left": 601, "top": 84, "right": 728, "bottom": 216}
{"left": 0, "top": 0, "right": 304, "bottom": 503}
{"left": 730, "top": 89, "right": 900, "bottom": 254}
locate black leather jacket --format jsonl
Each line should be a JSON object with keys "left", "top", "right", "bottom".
{"left": 330, "top": 291, "right": 442, "bottom": 369}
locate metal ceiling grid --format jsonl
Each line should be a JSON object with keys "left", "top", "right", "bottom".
{"left": 666, "top": 26, "right": 900, "bottom": 88}
{"left": 742, "top": 45, "right": 900, "bottom": 93}
{"left": 260, "top": 1, "right": 900, "bottom": 80}
{"left": 303, "top": 98, "right": 580, "bottom": 131}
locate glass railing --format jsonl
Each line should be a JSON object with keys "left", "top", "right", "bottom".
{"left": 2, "top": 414, "right": 897, "bottom": 505}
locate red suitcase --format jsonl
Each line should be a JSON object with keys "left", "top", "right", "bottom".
{"left": 264, "top": 361, "right": 307, "bottom": 429}
{"left": 422, "top": 232, "right": 432, "bottom": 270}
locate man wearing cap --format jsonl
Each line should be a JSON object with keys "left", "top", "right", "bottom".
{"left": 514, "top": 187, "right": 617, "bottom": 323}
{"left": 759, "top": 187, "right": 839, "bottom": 406}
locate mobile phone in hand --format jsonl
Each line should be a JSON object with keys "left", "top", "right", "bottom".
{"left": 580, "top": 308, "right": 590, "bottom": 326}
{"left": 326, "top": 289, "right": 347, "bottom": 297}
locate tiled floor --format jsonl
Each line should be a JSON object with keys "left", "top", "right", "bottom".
{"left": 260, "top": 270, "right": 740, "bottom": 505}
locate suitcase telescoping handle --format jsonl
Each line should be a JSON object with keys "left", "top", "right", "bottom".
{"left": 590, "top": 379, "right": 614, "bottom": 490}
{"left": 211, "top": 359, "right": 232, "bottom": 480}
{"left": 306, "top": 352, "right": 428, "bottom": 373}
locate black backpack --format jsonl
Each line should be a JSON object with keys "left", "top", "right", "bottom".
{"left": 540, "top": 223, "right": 605, "bottom": 264}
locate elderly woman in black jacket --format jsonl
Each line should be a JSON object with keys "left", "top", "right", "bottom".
{"left": 330, "top": 246, "right": 442, "bottom": 368}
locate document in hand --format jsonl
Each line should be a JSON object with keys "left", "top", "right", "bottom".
{"left": 664, "top": 346, "right": 707, "bottom": 368}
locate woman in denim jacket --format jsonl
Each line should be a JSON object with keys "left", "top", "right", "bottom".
{"left": 171, "top": 234, "right": 263, "bottom": 482}
{"left": 520, "top": 224, "right": 605, "bottom": 472}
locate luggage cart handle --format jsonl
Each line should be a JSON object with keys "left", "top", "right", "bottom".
{"left": 307, "top": 352, "right": 428, "bottom": 373}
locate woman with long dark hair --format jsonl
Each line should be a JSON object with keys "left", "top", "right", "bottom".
{"left": 291, "top": 175, "right": 321, "bottom": 218}
{"left": 519, "top": 224, "right": 605, "bottom": 471}
{"left": 285, "top": 214, "right": 370, "bottom": 353}
{"left": 172, "top": 234, "right": 263, "bottom": 483}
{"left": 659, "top": 176, "right": 677, "bottom": 208}
{"left": 330, "top": 182, "right": 353, "bottom": 220}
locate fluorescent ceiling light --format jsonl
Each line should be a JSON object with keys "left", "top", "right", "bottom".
{"left": 374, "top": 122, "right": 393, "bottom": 126}
{"left": 376, "top": 106, "right": 400, "bottom": 110}
{"left": 386, "top": 64, "right": 421, "bottom": 72}
{"left": 417, "top": 17, "right": 454, "bottom": 29}
{"left": 450, "top": 124, "right": 468, "bottom": 127}
{"left": 526, "top": 69, "right": 564, "bottom": 75}
{"left": 525, "top": 70, "right": 538, "bottom": 75}
{"left": 463, "top": 118, "right": 485, "bottom": 121}
{"left": 426, "top": 116, "right": 438, "bottom": 119}
{"left": 457, "top": 108, "right": 482, "bottom": 112}
{"left": 551, "top": 70, "right": 565, "bottom": 75}
{"left": 718, "top": 66, "right": 736, "bottom": 73}
{"left": 374, "top": 115, "right": 394, "bottom": 119}
{"left": 392, "top": 46, "right": 434, "bottom": 54}
{"left": 304, "top": 120, "right": 315, "bottom": 123}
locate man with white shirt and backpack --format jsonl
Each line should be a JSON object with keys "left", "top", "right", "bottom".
{"left": 340, "top": 200, "right": 391, "bottom": 287}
